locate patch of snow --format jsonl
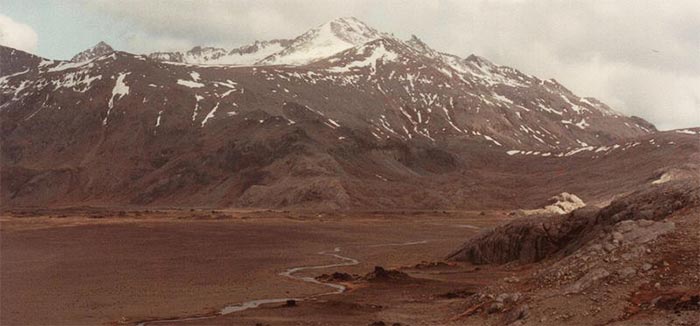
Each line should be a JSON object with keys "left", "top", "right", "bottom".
{"left": 327, "top": 118, "right": 340, "bottom": 128}
{"left": 652, "top": 173, "right": 672, "bottom": 185}
{"left": 536, "top": 102, "right": 563, "bottom": 115}
{"left": 155, "top": 110, "right": 163, "bottom": 127}
{"left": 201, "top": 102, "right": 220, "bottom": 127}
{"left": 492, "top": 93, "right": 514, "bottom": 105}
{"left": 375, "top": 174, "right": 388, "bottom": 182}
{"left": 565, "top": 146, "right": 595, "bottom": 156}
{"left": 327, "top": 42, "right": 398, "bottom": 73}
{"left": 47, "top": 60, "right": 92, "bottom": 72}
{"left": 676, "top": 129, "right": 698, "bottom": 135}
{"left": 177, "top": 79, "right": 205, "bottom": 88}
{"left": 103, "top": 72, "right": 130, "bottom": 125}
{"left": 484, "top": 135, "right": 502, "bottom": 146}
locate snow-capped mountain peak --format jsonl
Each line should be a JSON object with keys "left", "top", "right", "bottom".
{"left": 71, "top": 41, "right": 114, "bottom": 62}
{"left": 326, "top": 16, "right": 383, "bottom": 45}
{"left": 256, "top": 17, "right": 385, "bottom": 65}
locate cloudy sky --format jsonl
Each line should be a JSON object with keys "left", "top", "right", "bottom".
{"left": 1, "top": 0, "right": 698, "bottom": 130}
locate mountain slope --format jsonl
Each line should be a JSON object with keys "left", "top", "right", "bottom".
{"left": 1, "top": 17, "right": 685, "bottom": 210}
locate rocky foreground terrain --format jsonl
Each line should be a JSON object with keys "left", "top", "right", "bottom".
{"left": 445, "top": 179, "right": 700, "bottom": 325}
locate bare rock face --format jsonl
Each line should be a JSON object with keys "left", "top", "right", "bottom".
{"left": 612, "top": 219, "right": 675, "bottom": 245}
{"left": 447, "top": 181, "right": 699, "bottom": 264}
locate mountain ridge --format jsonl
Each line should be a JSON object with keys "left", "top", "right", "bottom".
{"left": 2, "top": 17, "right": 690, "bottom": 210}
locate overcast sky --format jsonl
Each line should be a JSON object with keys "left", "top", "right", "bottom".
{"left": 1, "top": 0, "right": 698, "bottom": 130}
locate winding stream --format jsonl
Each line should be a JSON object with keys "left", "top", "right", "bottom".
{"left": 138, "top": 241, "right": 427, "bottom": 325}
{"left": 220, "top": 247, "right": 358, "bottom": 314}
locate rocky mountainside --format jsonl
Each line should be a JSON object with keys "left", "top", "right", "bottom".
{"left": 1, "top": 17, "right": 693, "bottom": 210}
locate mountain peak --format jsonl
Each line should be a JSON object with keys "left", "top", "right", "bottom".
{"left": 94, "top": 41, "right": 112, "bottom": 49}
{"left": 406, "top": 34, "right": 436, "bottom": 55}
{"left": 328, "top": 16, "right": 364, "bottom": 24}
{"left": 71, "top": 41, "right": 114, "bottom": 62}
{"left": 465, "top": 54, "right": 495, "bottom": 67}
{"left": 322, "top": 16, "right": 382, "bottom": 46}
{"left": 257, "top": 16, "right": 383, "bottom": 65}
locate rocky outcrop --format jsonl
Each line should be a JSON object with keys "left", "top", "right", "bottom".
{"left": 447, "top": 181, "right": 699, "bottom": 264}
{"left": 363, "top": 266, "right": 411, "bottom": 282}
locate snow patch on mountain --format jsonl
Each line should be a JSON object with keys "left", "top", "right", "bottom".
{"left": 104, "top": 72, "right": 130, "bottom": 125}
{"left": 201, "top": 102, "right": 220, "bottom": 127}
{"left": 675, "top": 129, "right": 698, "bottom": 135}
{"left": 328, "top": 42, "right": 398, "bottom": 73}
{"left": 54, "top": 71, "right": 102, "bottom": 93}
{"left": 177, "top": 79, "right": 204, "bottom": 88}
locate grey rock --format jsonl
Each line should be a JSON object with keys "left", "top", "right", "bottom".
{"left": 589, "top": 244, "right": 603, "bottom": 252}
{"left": 637, "top": 219, "right": 655, "bottom": 227}
{"left": 495, "top": 292, "right": 521, "bottom": 304}
{"left": 566, "top": 268, "right": 610, "bottom": 294}
{"left": 603, "top": 242, "right": 617, "bottom": 253}
{"left": 617, "top": 220, "right": 636, "bottom": 233}
{"left": 488, "top": 302, "right": 504, "bottom": 313}
{"left": 504, "top": 304, "right": 530, "bottom": 324}
{"left": 612, "top": 232, "right": 624, "bottom": 242}
{"left": 617, "top": 267, "right": 636, "bottom": 278}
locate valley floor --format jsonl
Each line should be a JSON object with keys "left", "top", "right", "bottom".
{"left": 1, "top": 205, "right": 697, "bottom": 325}
{"left": 0, "top": 208, "right": 505, "bottom": 325}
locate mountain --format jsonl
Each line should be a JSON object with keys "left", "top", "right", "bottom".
{"left": 71, "top": 41, "right": 114, "bottom": 62}
{"left": 148, "top": 39, "right": 293, "bottom": 65}
{"left": 146, "top": 17, "right": 384, "bottom": 66}
{"left": 2, "top": 17, "right": 693, "bottom": 210}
